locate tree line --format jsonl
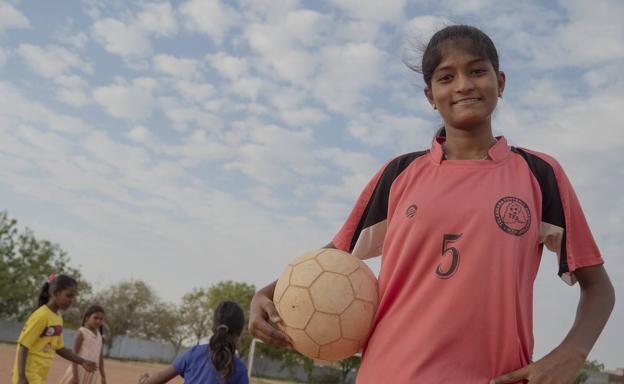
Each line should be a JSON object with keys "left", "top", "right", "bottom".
{"left": 0, "top": 210, "right": 360, "bottom": 383}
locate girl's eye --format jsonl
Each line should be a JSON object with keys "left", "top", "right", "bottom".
{"left": 472, "top": 68, "right": 487, "bottom": 75}
{"left": 437, "top": 74, "right": 452, "bottom": 82}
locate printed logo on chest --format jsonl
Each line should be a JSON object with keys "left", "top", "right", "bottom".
{"left": 494, "top": 196, "right": 531, "bottom": 236}
{"left": 405, "top": 203, "right": 418, "bottom": 219}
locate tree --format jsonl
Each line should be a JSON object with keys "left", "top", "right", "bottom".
{"left": 205, "top": 281, "right": 256, "bottom": 357}
{"left": 338, "top": 355, "right": 360, "bottom": 384}
{"left": 576, "top": 359, "right": 605, "bottom": 383}
{"left": 146, "top": 302, "right": 187, "bottom": 357}
{"left": 0, "top": 211, "right": 83, "bottom": 320}
{"left": 179, "top": 282, "right": 256, "bottom": 350}
{"left": 180, "top": 287, "right": 212, "bottom": 345}
{"left": 91, "top": 279, "right": 161, "bottom": 352}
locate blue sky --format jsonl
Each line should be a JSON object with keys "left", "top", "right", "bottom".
{"left": 1, "top": 0, "right": 622, "bottom": 369}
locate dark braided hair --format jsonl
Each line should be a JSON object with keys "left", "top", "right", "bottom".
{"left": 406, "top": 24, "right": 500, "bottom": 88}
{"left": 209, "top": 301, "right": 244, "bottom": 381}
{"left": 38, "top": 274, "right": 77, "bottom": 308}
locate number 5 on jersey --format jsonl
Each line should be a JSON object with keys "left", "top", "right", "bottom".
{"left": 436, "top": 233, "right": 462, "bottom": 279}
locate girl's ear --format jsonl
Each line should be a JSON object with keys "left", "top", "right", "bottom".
{"left": 424, "top": 87, "right": 435, "bottom": 108}
{"left": 497, "top": 71, "right": 506, "bottom": 97}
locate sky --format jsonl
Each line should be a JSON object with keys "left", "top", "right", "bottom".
{"left": 0, "top": 0, "right": 622, "bottom": 369}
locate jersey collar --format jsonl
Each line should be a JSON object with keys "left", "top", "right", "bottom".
{"left": 430, "top": 135, "right": 510, "bottom": 164}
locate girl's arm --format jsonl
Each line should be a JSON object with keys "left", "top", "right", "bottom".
{"left": 99, "top": 343, "right": 106, "bottom": 384}
{"left": 56, "top": 347, "right": 97, "bottom": 372}
{"left": 492, "top": 264, "right": 615, "bottom": 384}
{"left": 16, "top": 345, "right": 29, "bottom": 384}
{"left": 71, "top": 330, "right": 84, "bottom": 380}
{"left": 139, "top": 366, "right": 179, "bottom": 384}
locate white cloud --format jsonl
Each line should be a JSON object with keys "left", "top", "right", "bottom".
{"left": 127, "top": 125, "right": 152, "bottom": 143}
{"left": 136, "top": 2, "right": 178, "bottom": 36}
{"left": 279, "top": 107, "right": 329, "bottom": 126}
{"left": 0, "top": 2, "right": 30, "bottom": 33}
{"left": 347, "top": 111, "right": 433, "bottom": 150}
{"left": 229, "top": 76, "right": 270, "bottom": 100}
{"left": 313, "top": 42, "right": 387, "bottom": 112}
{"left": 244, "top": 9, "right": 329, "bottom": 83}
{"left": 172, "top": 80, "right": 215, "bottom": 102}
{"left": 179, "top": 0, "right": 239, "bottom": 44}
{"left": 158, "top": 97, "right": 223, "bottom": 132}
{"left": 54, "top": 19, "right": 89, "bottom": 49}
{"left": 208, "top": 52, "right": 250, "bottom": 80}
{"left": 325, "top": 0, "right": 406, "bottom": 22}
{"left": 92, "top": 18, "right": 152, "bottom": 59}
{"left": 0, "top": 82, "right": 90, "bottom": 134}
{"left": 433, "top": 0, "right": 496, "bottom": 14}
{"left": 225, "top": 124, "right": 325, "bottom": 184}
{"left": 17, "top": 44, "right": 93, "bottom": 78}
{"left": 93, "top": 79, "right": 157, "bottom": 120}
{"left": 154, "top": 54, "right": 201, "bottom": 79}
{"left": 57, "top": 88, "right": 91, "bottom": 107}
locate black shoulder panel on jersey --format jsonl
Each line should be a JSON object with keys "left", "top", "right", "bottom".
{"left": 511, "top": 147, "right": 569, "bottom": 275}
{"left": 348, "top": 150, "right": 427, "bottom": 252}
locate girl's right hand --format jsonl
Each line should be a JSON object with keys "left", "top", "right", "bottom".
{"left": 82, "top": 359, "right": 97, "bottom": 372}
{"left": 70, "top": 376, "right": 79, "bottom": 384}
{"left": 248, "top": 285, "right": 292, "bottom": 348}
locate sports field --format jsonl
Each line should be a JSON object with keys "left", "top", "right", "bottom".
{"left": 0, "top": 343, "right": 297, "bottom": 384}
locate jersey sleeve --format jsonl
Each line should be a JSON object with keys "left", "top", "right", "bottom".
{"left": 17, "top": 309, "right": 47, "bottom": 349}
{"left": 522, "top": 150, "right": 604, "bottom": 285}
{"left": 172, "top": 347, "right": 191, "bottom": 377}
{"left": 332, "top": 152, "right": 424, "bottom": 260}
{"left": 549, "top": 160, "right": 603, "bottom": 284}
{"left": 234, "top": 359, "right": 249, "bottom": 384}
{"left": 332, "top": 161, "right": 390, "bottom": 260}
{"left": 53, "top": 327, "right": 64, "bottom": 350}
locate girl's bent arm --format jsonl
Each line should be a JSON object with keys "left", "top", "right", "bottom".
{"left": 57, "top": 347, "right": 97, "bottom": 372}
{"left": 72, "top": 330, "right": 84, "bottom": 379}
{"left": 100, "top": 343, "right": 106, "bottom": 383}
{"left": 492, "top": 264, "right": 615, "bottom": 384}
{"left": 17, "top": 345, "right": 28, "bottom": 381}
{"left": 140, "top": 366, "right": 178, "bottom": 384}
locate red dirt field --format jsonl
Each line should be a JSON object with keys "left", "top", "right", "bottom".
{"left": 0, "top": 342, "right": 183, "bottom": 384}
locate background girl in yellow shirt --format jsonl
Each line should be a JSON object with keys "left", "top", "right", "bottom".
{"left": 12, "top": 274, "right": 97, "bottom": 384}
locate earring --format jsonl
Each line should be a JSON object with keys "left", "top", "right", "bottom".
{"left": 432, "top": 104, "right": 437, "bottom": 110}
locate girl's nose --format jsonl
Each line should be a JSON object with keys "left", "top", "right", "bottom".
{"left": 455, "top": 73, "right": 475, "bottom": 93}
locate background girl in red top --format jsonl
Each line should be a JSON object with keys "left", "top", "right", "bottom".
{"left": 248, "top": 25, "right": 615, "bottom": 383}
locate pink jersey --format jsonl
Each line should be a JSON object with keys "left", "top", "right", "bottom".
{"left": 332, "top": 136, "right": 603, "bottom": 383}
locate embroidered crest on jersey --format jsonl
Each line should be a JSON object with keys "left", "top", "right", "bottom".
{"left": 405, "top": 204, "right": 418, "bottom": 218}
{"left": 494, "top": 196, "right": 531, "bottom": 236}
{"left": 41, "top": 325, "right": 63, "bottom": 337}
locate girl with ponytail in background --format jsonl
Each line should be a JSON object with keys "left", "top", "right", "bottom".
{"left": 140, "top": 300, "right": 249, "bottom": 384}
{"left": 12, "top": 274, "right": 97, "bottom": 384}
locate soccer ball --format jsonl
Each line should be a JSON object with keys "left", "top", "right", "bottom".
{"left": 273, "top": 248, "right": 378, "bottom": 362}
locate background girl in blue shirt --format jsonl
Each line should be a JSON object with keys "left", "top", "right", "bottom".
{"left": 140, "top": 301, "right": 249, "bottom": 384}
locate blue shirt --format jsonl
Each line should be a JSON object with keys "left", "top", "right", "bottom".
{"left": 172, "top": 344, "right": 249, "bottom": 384}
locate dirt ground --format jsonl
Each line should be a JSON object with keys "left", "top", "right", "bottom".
{"left": 1, "top": 342, "right": 182, "bottom": 383}
{"left": 0, "top": 343, "right": 297, "bottom": 384}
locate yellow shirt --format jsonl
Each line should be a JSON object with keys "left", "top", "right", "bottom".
{"left": 12, "top": 305, "right": 64, "bottom": 384}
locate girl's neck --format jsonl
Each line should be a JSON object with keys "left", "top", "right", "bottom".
{"left": 46, "top": 302, "right": 60, "bottom": 313}
{"left": 85, "top": 325, "right": 98, "bottom": 334}
{"left": 441, "top": 125, "right": 496, "bottom": 160}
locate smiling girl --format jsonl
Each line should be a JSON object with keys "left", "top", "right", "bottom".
{"left": 249, "top": 25, "right": 615, "bottom": 383}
